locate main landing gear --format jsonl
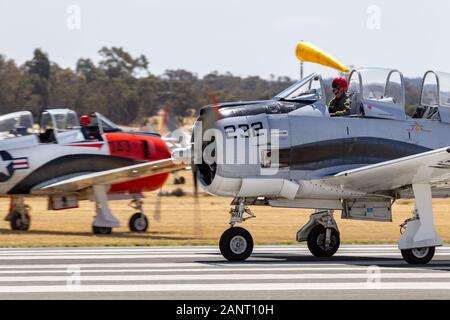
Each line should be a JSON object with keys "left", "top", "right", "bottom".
{"left": 4, "top": 191, "right": 151, "bottom": 236}
{"left": 218, "top": 199, "right": 341, "bottom": 262}
{"left": 397, "top": 183, "right": 442, "bottom": 264}
{"left": 91, "top": 185, "right": 120, "bottom": 235}
{"left": 4, "top": 197, "right": 31, "bottom": 231}
{"left": 128, "top": 198, "right": 149, "bottom": 232}
{"left": 219, "top": 198, "right": 255, "bottom": 261}
{"left": 92, "top": 187, "right": 150, "bottom": 235}
{"left": 221, "top": 183, "right": 442, "bottom": 265}
{"left": 297, "top": 210, "right": 340, "bottom": 258}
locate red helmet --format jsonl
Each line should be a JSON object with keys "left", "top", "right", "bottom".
{"left": 332, "top": 77, "right": 348, "bottom": 91}
{"left": 80, "top": 115, "right": 91, "bottom": 126}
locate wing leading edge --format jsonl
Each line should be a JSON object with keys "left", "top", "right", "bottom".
{"left": 320, "top": 147, "right": 450, "bottom": 193}
{"left": 31, "top": 158, "right": 187, "bottom": 195}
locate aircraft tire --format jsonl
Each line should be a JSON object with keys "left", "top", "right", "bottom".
{"left": 92, "top": 226, "right": 112, "bottom": 235}
{"left": 10, "top": 211, "right": 30, "bottom": 231}
{"left": 401, "top": 247, "right": 435, "bottom": 264}
{"left": 129, "top": 212, "right": 149, "bottom": 232}
{"left": 307, "top": 225, "right": 340, "bottom": 257}
{"left": 219, "top": 227, "right": 254, "bottom": 261}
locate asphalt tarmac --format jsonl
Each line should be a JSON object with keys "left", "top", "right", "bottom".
{"left": 0, "top": 245, "right": 450, "bottom": 299}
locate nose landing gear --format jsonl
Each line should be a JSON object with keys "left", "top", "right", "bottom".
{"left": 219, "top": 227, "right": 254, "bottom": 261}
{"left": 219, "top": 198, "right": 255, "bottom": 261}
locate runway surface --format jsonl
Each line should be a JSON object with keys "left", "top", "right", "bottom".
{"left": 1, "top": 245, "right": 450, "bottom": 299}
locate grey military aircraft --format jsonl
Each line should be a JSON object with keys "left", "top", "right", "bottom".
{"left": 191, "top": 42, "right": 450, "bottom": 264}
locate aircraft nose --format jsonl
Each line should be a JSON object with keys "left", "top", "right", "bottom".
{"left": 192, "top": 109, "right": 219, "bottom": 187}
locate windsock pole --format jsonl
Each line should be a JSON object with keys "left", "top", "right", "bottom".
{"left": 299, "top": 39, "right": 304, "bottom": 80}
{"left": 300, "top": 61, "right": 304, "bottom": 80}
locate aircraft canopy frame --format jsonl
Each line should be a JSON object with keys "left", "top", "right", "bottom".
{"left": 348, "top": 68, "right": 406, "bottom": 121}
{"left": 0, "top": 111, "right": 34, "bottom": 140}
{"left": 419, "top": 70, "right": 450, "bottom": 123}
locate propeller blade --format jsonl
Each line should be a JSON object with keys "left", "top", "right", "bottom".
{"left": 153, "top": 188, "right": 162, "bottom": 222}
{"left": 193, "top": 168, "right": 198, "bottom": 197}
{"left": 191, "top": 168, "right": 203, "bottom": 238}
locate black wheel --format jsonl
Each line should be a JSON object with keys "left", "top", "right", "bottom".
{"left": 10, "top": 211, "right": 30, "bottom": 231}
{"left": 129, "top": 212, "right": 149, "bottom": 232}
{"left": 401, "top": 247, "right": 435, "bottom": 264}
{"left": 174, "top": 177, "right": 186, "bottom": 185}
{"left": 307, "top": 225, "right": 340, "bottom": 257}
{"left": 92, "top": 226, "right": 112, "bottom": 235}
{"left": 219, "top": 227, "right": 254, "bottom": 261}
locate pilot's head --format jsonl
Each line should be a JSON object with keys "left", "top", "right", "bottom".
{"left": 80, "top": 115, "right": 91, "bottom": 127}
{"left": 332, "top": 77, "right": 348, "bottom": 98}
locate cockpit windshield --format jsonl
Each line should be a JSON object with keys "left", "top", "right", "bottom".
{"left": 41, "top": 109, "right": 79, "bottom": 132}
{"left": 419, "top": 71, "right": 450, "bottom": 107}
{"left": 0, "top": 111, "right": 34, "bottom": 140}
{"left": 96, "top": 113, "right": 122, "bottom": 132}
{"left": 354, "top": 68, "right": 405, "bottom": 105}
{"left": 273, "top": 73, "right": 324, "bottom": 102}
{"left": 437, "top": 71, "right": 450, "bottom": 106}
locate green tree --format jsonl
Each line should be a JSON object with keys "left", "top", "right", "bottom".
{"left": 24, "top": 49, "right": 51, "bottom": 114}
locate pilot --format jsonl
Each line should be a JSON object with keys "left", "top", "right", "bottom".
{"left": 329, "top": 77, "right": 351, "bottom": 117}
{"left": 79, "top": 115, "right": 92, "bottom": 140}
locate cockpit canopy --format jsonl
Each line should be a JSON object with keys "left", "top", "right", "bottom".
{"left": 347, "top": 68, "right": 406, "bottom": 120}
{"left": 415, "top": 71, "right": 450, "bottom": 122}
{"left": 0, "top": 111, "right": 34, "bottom": 140}
{"left": 40, "top": 109, "right": 79, "bottom": 133}
{"left": 0, "top": 108, "right": 122, "bottom": 143}
{"left": 274, "top": 68, "right": 407, "bottom": 120}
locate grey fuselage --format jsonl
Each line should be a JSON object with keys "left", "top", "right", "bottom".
{"left": 193, "top": 99, "right": 450, "bottom": 200}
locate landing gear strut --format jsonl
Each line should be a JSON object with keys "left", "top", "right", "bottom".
{"left": 297, "top": 210, "right": 340, "bottom": 258}
{"left": 92, "top": 185, "right": 120, "bottom": 235}
{"left": 398, "top": 183, "right": 442, "bottom": 264}
{"left": 5, "top": 197, "right": 31, "bottom": 231}
{"left": 219, "top": 198, "right": 255, "bottom": 261}
{"left": 128, "top": 198, "right": 149, "bottom": 232}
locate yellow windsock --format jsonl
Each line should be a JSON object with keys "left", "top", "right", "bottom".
{"left": 295, "top": 41, "right": 350, "bottom": 73}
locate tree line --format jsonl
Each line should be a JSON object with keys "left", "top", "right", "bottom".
{"left": 0, "top": 48, "right": 293, "bottom": 125}
{"left": 0, "top": 47, "right": 422, "bottom": 125}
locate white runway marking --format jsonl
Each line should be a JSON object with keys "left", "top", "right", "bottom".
{"left": 1, "top": 272, "right": 450, "bottom": 282}
{"left": 0, "top": 245, "right": 448, "bottom": 254}
{"left": 1, "top": 282, "right": 450, "bottom": 293}
{"left": 2, "top": 252, "right": 450, "bottom": 260}
{"left": 1, "top": 266, "right": 448, "bottom": 274}
{"left": 0, "top": 245, "right": 449, "bottom": 296}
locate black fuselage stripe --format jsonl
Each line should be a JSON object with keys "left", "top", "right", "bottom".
{"left": 279, "top": 137, "right": 431, "bottom": 170}
{"left": 8, "top": 154, "right": 141, "bottom": 195}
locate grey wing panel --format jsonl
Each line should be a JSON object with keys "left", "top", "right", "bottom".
{"left": 318, "top": 147, "right": 450, "bottom": 193}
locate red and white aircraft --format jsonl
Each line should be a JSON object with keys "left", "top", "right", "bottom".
{"left": 0, "top": 109, "right": 188, "bottom": 234}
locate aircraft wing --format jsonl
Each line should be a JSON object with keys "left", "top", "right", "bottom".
{"left": 31, "top": 158, "right": 187, "bottom": 194}
{"left": 320, "top": 147, "right": 450, "bottom": 193}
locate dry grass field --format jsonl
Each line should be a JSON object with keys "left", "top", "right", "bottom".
{"left": 1, "top": 171, "right": 450, "bottom": 247}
